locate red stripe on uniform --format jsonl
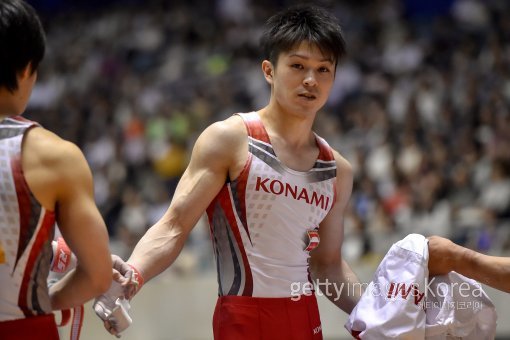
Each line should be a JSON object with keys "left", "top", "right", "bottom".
{"left": 242, "top": 113, "right": 271, "bottom": 144}
{"left": 316, "top": 137, "right": 335, "bottom": 162}
{"left": 216, "top": 187, "right": 254, "bottom": 296}
{"left": 18, "top": 212, "right": 55, "bottom": 317}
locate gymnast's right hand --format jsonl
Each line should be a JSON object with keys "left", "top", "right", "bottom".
{"left": 93, "top": 255, "right": 142, "bottom": 337}
{"left": 110, "top": 255, "right": 144, "bottom": 300}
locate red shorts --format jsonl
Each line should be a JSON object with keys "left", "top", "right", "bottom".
{"left": 0, "top": 314, "right": 59, "bottom": 340}
{"left": 213, "top": 294, "right": 323, "bottom": 340}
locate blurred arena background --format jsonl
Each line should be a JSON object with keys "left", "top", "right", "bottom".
{"left": 24, "top": 0, "right": 510, "bottom": 338}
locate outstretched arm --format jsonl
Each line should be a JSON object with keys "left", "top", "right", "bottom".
{"left": 428, "top": 235, "right": 510, "bottom": 293}
{"left": 310, "top": 153, "right": 361, "bottom": 314}
{"left": 98, "top": 117, "right": 248, "bottom": 336}
{"left": 126, "top": 117, "right": 245, "bottom": 285}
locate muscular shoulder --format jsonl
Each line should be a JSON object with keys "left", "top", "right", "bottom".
{"left": 22, "top": 127, "right": 92, "bottom": 210}
{"left": 199, "top": 115, "right": 246, "bottom": 149}
{"left": 24, "top": 127, "right": 86, "bottom": 170}
{"left": 192, "top": 115, "right": 247, "bottom": 168}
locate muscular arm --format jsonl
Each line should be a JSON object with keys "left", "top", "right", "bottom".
{"left": 428, "top": 235, "right": 510, "bottom": 293}
{"left": 23, "top": 127, "right": 112, "bottom": 310}
{"left": 126, "top": 117, "right": 246, "bottom": 283}
{"left": 309, "top": 152, "right": 361, "bottom": 314}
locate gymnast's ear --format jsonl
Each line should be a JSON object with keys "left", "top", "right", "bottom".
{"left": 262, "top": 60, "right": 274, "bottom": 85}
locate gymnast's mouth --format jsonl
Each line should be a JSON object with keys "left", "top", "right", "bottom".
{"left": 298, "top": 93, "right": 316, "bottom": 100}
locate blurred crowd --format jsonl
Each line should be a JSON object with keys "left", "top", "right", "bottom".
{"left": 25, "top": 0, "right": 510, "bottom": 271}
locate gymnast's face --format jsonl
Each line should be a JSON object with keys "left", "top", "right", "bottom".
{"left": 262, "top": 41, "right": 335, "bottom": 118}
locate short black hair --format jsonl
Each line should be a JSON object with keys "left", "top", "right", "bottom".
{"left": 0, "top": 0, "right": 45, "bottom": 92}
{"left": 260, "top": 4, "right": 346, "bottom": 67}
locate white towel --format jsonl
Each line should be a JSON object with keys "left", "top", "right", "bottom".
{"left": 345, "top": 234, "right": 497, "bottom": 339}
{"left": 425, "top": 271, "right": 497, "bottom": 339}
